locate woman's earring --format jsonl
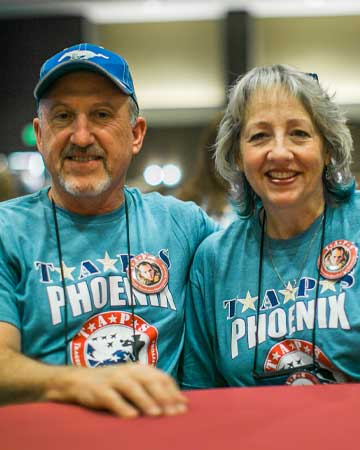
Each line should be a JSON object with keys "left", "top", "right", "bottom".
{"left": 325, "top": 165, "right": 332, "bottom": 180}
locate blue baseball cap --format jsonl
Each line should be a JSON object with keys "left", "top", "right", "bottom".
{"left": 34, "top": 43, "right": 138, "bottom": 110}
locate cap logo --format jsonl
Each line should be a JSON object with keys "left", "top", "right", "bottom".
{"left": 58, "top": 50, "right": 110, "bottom": 63}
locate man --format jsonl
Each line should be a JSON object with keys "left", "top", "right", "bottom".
{"left": 324, "top": 246, "right": 348, "bottom": 272}
{"left": 135, "top": 261, "right": 160, "bottom": 286}
{"left": 0, "top": 43, "right": 217, "bottom": 418}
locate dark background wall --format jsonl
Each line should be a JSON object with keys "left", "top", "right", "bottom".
{"left": 0, "top": 15, "right": 90, "bottom": 154}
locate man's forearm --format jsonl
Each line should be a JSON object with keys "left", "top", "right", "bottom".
{"left": 0, "top": 348, "right": 188, "bottom": 417}
{"left": 0, "top": 347, "right": 72, "bottom": 405}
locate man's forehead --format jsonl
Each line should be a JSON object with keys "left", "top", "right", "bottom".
{"left": 41, "top": 70, "right": 126, "bottom": 100}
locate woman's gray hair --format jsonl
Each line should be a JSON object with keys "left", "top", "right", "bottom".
{"left": 215, "top": 64, "right": 355, "bottom": 217}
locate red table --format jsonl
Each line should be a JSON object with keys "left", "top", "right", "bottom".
{"left": 0, "top": 384, "right": 358, "bottom": 450}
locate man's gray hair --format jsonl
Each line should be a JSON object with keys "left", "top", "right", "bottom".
{"left": 128, "top": 96, "right": 139, "bottom": 126}
{"left": 215, "top": 64, "right": 354, "bottom": 216}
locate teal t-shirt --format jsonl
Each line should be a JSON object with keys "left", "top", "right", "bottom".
{"left": 0, "top": 186, "right": 217, "bottom": 378}
{"left": 181, "top": 192, "right": 360, "bottom": 387}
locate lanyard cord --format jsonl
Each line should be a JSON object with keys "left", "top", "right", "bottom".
{"left": 253, "top": 209, "right": 266, "bottom": 374}
{"left": 312, "top": 204, "right": 327, "bottom": 366}
{"left": 51, "top": 197, "right": 69, "bottom": 365}
{"left": 51, "top": 190, "right": 139, "bottom": 365}
{"left": 253, "top": 205, "right": 327, "bottom": 378}
{"left": 124, "top": 194, "right": 139, "bottom": 361}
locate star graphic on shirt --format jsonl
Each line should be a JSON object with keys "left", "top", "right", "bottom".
{"left": 54, "top": 261, "right": 75, "bottom": 281}
{"left": 87, "top": 323, "right": 96, "bottom": 332}
{"left": 239, "top": 291, "right": 257, "bottom": 312}
{"left": 97, "top": 252, "right": 118, "bottom": 272}
{"left": 319, "top": 279, "right": 337, "bottom": 293}
{"left": 279, "top": 282, "right": 297, "bottom": 303}
{"left": 272, "top": 351, "right": 281, "bottom": 361}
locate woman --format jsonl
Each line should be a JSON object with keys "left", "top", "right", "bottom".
{"left": 180, "top": 65, "right": 359, "bottom": 387}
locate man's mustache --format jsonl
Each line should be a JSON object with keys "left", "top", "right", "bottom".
{"left": 61, "top": 145, "right": 106, "bottom": 160}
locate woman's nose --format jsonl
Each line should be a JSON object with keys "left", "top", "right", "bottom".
{"left": 267, "top": 136, "right": 293, "bottom": 161}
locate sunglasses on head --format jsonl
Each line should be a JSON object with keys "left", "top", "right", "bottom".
{"left": 306, "top": 72, "right": 319, "bottom": 82}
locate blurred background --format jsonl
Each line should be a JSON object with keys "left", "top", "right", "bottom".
{"left": 1, "top": 0, "right": 360, "bottom": 217}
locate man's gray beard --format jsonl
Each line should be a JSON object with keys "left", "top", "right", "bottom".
{"left": 57, "top": 144, "right": 112, "bottom": 197}
{"left": 58, "top": 172, "right": 113, "bottom": 197}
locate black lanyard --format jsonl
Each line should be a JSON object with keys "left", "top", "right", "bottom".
{"left": 51, "top": 190, "right": 139, "bottom": 365}
{"left": 252, "top": 206, "right": 328, "bottom": 382}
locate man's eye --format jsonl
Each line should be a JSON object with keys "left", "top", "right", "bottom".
{"left": 54, "top": 112, "right": 70, "bottom": 121}
{"left": 95, "top": 111, "right": 112, "bottom": 119}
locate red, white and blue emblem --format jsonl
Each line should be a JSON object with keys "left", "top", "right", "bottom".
{"left": 318, "top": 239, "right": 358, "bottom": 280}
{"left": 70, "top": 311, "right": 158, "bottom": 367}
{"left": 128, "top": 253, "right": 168, "bottom": 294}
{"left": 264, "top": 339, "right": 347, "bottom": 385}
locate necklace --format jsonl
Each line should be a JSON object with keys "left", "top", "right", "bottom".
{"left": 51, "top": 190, "right": 139, "bottom": 364}
{"left": 253, "top": 205, "right": 327, "bottom": 382}
{"left": 265, "top": 212, "right": 324, "bottom": 299}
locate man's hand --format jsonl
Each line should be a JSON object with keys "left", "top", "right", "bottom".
{"left": 0, "top": 323, "right": 186, "bottom": 418}
{"left": 46, "top": 363, "right": 188, "bottom": 418}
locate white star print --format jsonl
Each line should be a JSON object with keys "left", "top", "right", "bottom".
{"left": 272, "top": 351, "right": 281, "bottom": 361}
{"left": 97, "top": 251, "right": 118, "bottom": 272}
{"left": 319, "top": 279, "right": 337, "bottom": 293}
{"left": 54, "top": 261, "right": 75, "bottom": 281}
{"left": 279, "top": 282, "right": 298, "bottom": 303}
{"left": 87, "top": 323, "right": 96, "bottom": 332}
{"left": 239, "top": 291, "right": 258, "bottom": 312}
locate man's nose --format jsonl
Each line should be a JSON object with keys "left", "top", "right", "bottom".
{"left": 70, "top": 115, "right": 95, "bottom": 147}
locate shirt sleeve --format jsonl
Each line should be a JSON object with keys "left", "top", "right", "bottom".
{"left": 179, "top": 243, "right": 227, "bottom": 389}
{"left": 0, "top": 225, "right": 21, "bottom": 329}
{"left": 197, "top": 205, "right": 220, "bottom": 241}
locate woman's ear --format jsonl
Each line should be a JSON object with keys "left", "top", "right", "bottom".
{"left": 235, "top": 145, "right": 243, "bottom": 171}
{"left": 323, "top": 144, "right": 332, "bottom": 166}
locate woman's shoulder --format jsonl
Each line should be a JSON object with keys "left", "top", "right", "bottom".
{"left": 333, "top": 189, "right": 360, "bottom": 212}
{"left": 195, "top": 215, "right": 256, "bottom": 255}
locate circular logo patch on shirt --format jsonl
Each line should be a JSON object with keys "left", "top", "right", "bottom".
{"left": 263, "top": 339, "right": 348, "bottom": 385}
{"left": 128, "top": 253, "right": 168, "bottom": 294}
{"left": 318, "top": 239, "right": 358, "bottom": 280}
{"left": 285, "top": 370, "right": 322, "bottom": 385}
{"left": 264, "top": 339, "right": 330, "bottom": 372}
{"left": 70, "top": 311, "right": 158, "bottom": 367}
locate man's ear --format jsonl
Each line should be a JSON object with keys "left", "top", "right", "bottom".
{"left": 132, "top": 117, "right": 147, "bottom": 156}
{"left": 33, "top": 117, "right": 43, "bottom": 153}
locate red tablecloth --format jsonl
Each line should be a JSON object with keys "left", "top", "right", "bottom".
{"left": 0, "top": 383, "right": 358, "bottom": 450}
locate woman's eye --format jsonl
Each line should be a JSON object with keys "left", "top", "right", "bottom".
{"left": 249, "top": 132, "right": 267, "bottom": 142}
{"left": 292, "top": 129, "right": 310, "bottom": 138}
